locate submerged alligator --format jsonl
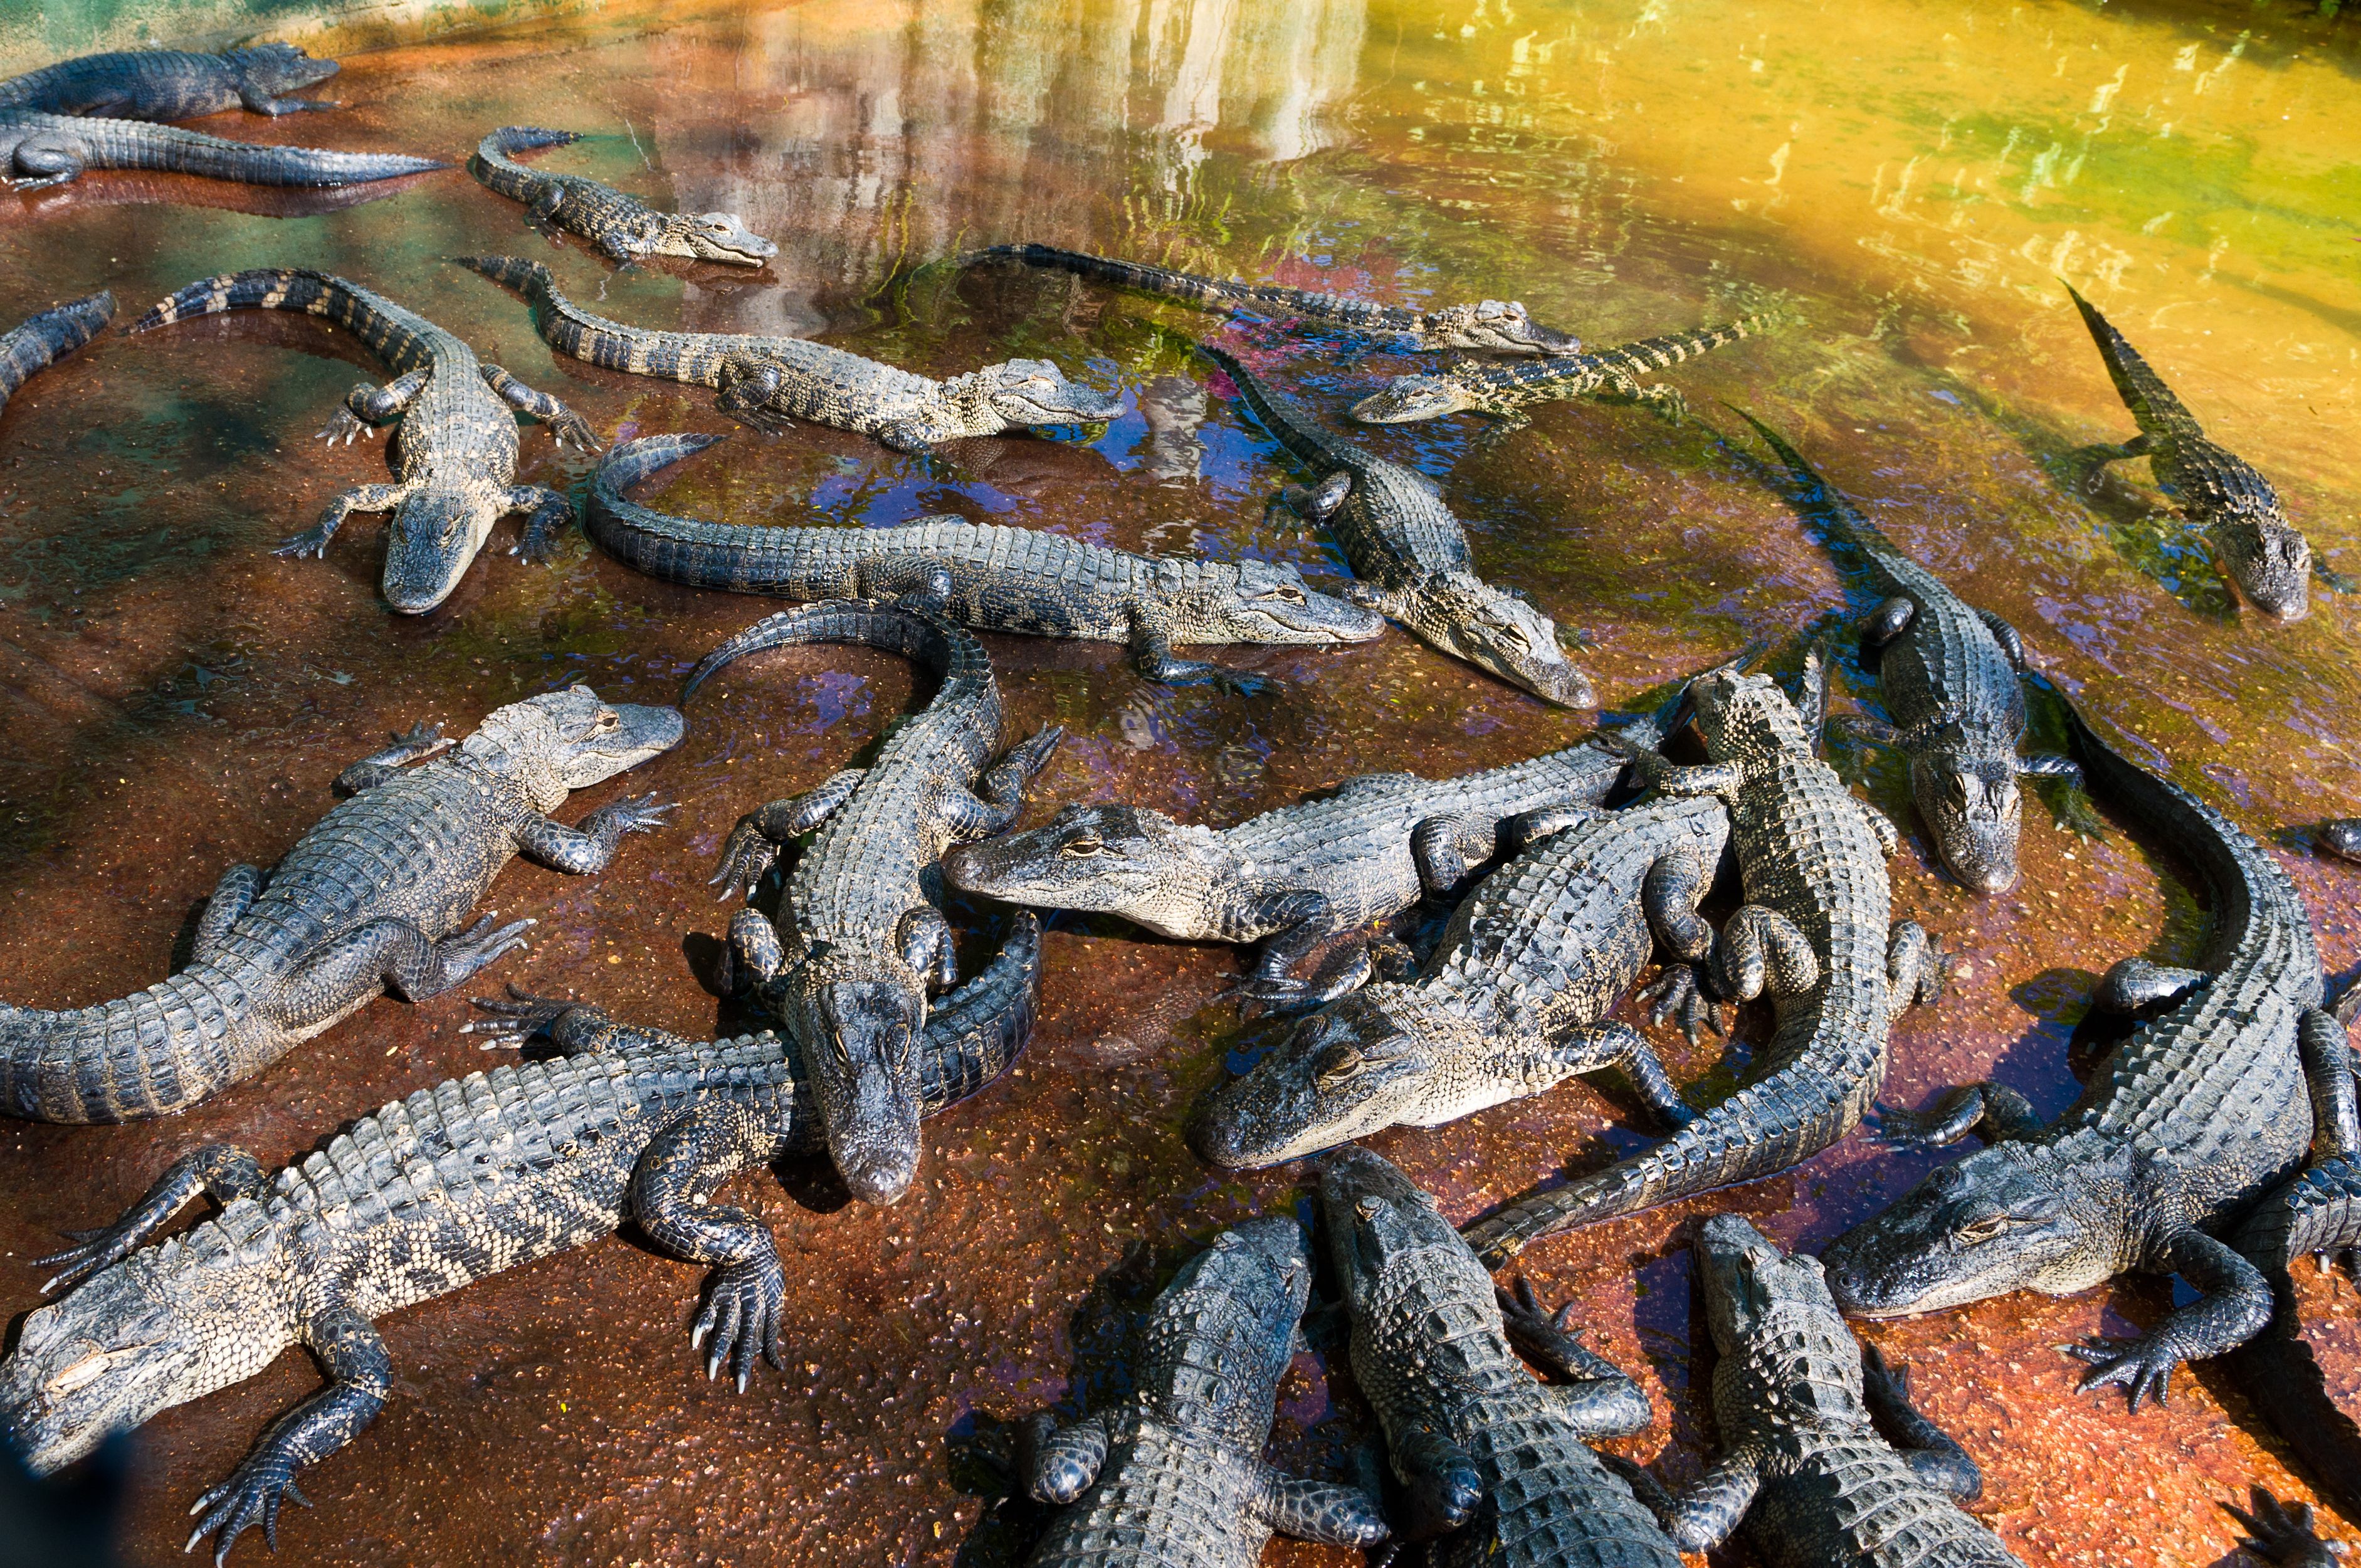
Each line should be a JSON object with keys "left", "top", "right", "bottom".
{"left": 590, "top": 433, "right": 1381, "bottom": 690}
{"left": 1347, "top": 315, "right": 1770, "bottom": 427}
{"left": 944, "top": 725, "right": 1643, "bottom": 1007}
{"left": 132, "top": 267, "right": 601, "bottom": 613}
{"left": 2064, "top": 281, "right": 2316, "bottom": 620}
{"left": 1199, "top": 342, "right": 1592, "bottom": 707}
{"left": 0, "top": 687, "right": 680, "bottom": 1122}
{"left": 0, "top": 290, "right": 111, "bottom": 418}
{"left": 456, "top": 254, "right": 1122, "bottom": 451}
{"left": 693, "top": 597, "right": 1061, "bottom": 1206}
{"left": 1619, "top": 1214, "right": 2027, "bottom": 1567}
{"left": 0, "top": 915, "right": 1040, "bottom": 1565}
{"left": 0, "top": 44, "right": 345, "bottom": 118}
{"left": 468, "top": 127, "right": 776, "bottom": 265}
{"left": 1200, "top": 794, "right": 1729, "bottom": 1167}
{"left": 970, "top": 242, "right": 1582, "bottom": 353}
{"left": 1466, "top": 655, "right": 1945, "bottom": 1264}
{"left": 1732, "top": 411, "right": 2076, "bottom": 894}
{"left": 1823, "top": 701, "right": 2338, "bottom": 1411}
{"left": 1019, "top": 1216, "right": 1388, "bottom": 1566}
{"left": 1319, "top": 1147, "right": 1684, "bottom": 1567}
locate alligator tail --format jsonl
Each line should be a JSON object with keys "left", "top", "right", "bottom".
{"left": 683, "top": 596, "right": 974, "bottom": 703}
{"left": 128, "top": 268, "right": 431, "bottom": 370}
{"left": 0, "top": 291, "right": 112, "bottom": 408}
{"left": 2224, "top": 1157, "right": 2361, "bottom": 1520}
{"left": 2061, "top": 281, "right": 2204, "bottom": 443}
{"left": 587, "top": 433, "right": 838, "bottom": 592}
{"left": 979, "top": 243, "right": 1408, "bottom": 333}
{"left": 453, "top": 253, "right": 731, "bottom": 387}
{"left": 36, "top": 113, "right": 442, "bottom": 187}
{"left": 1195, "top": 341, "right": 1357, "bottom": 472}
{"left": 1588, "top": 313, "right": 1774, "bottom": 381}
{"left": 0, "top": 972, "right": 253, "bottom": 1123}
{"left": 469, "top": 125, "right": 583, "bottom": 199}
{"left": 919, "top": 911, "right": 1041, "bottom": 1107}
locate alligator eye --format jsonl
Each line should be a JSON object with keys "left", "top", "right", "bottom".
{"left": 1952, "top": 1212, "right": 2012, "bottom": 1244}
{"left": 1317, "top": 1045, "right": 1365, "bottom": 1084}
{"left": 46, "top": 1350, "right": 112, "bottom": 1396}
{"left": 1355, "top": 1194, "right": 1382, "bottom": 1220}
{"left": 1268, "top": 583, "right": 1307, "bottom": 605}
{"left": 1946, "top": 773, "right": 1970, "bottom": 806}
{"left": 1061, "top": 836, "right": 1103, "bottom": 858}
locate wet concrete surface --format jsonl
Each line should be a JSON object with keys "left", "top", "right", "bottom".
{"left": 2, "top": 1, "right": 2359, "bottom": 1563}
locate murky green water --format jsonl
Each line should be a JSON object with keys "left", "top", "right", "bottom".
{"left": 1, "top": 2, "right": 2358, "bottom": 1564}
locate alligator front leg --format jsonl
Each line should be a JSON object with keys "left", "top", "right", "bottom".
{"left": 1859, "top": 1341, "right": 1982, "bottom": 1498}
{"left": 1251, "top": 1466, "right": 1389, "bottom": 1549}
{"left": 1129, "top": 611, "right": 1264, "bottom": 695}
{"left": 1022, "top": 1409, "right": 1110, "bottom": 1503}
{"left": 1646, "top": 1448, "right": 1763, "bottom": 1554}
{"left": 480, "top": 364, "right": 600, "bottom": 449}
{"left": 189, "top": 863, "right": 265, "bottom": 964}
{"left": 275, "top": 482, "right": 411, "bottom": 560}
{"left": 1240, "top": 888, "right": 1349, "bottom": 1006}
{"left": 36, "top": 1144, "right": 267, "bottom": 1293}
{"left": 2300, "top": 1008, "right": 2361, "bottom": 1161}
{"left": 714, "top": 357, "right": 792, "bottom": 434}
{"left": 187, "top": 1305, "right": 389, "bottom": 1567}
{"left": 282, "top": 912, "right": 535, "bottom": 1017}
{"left": 1873, "top": 1081, "right": 2042, "bottom": 1149}
{"left": 332, "top": 722, "right": 450, "bottom": 795}
{"left": 318, "top": 369, "right": 427, "bottom": 444}
{"left": 240, "top": 84, "right": 342, "bottom": 115}
{"left": 1554, "top": 1023, "right": 1693, "bottom": 1129}
{"left": 1409, "top": 812, "right": 1498, "bottom": 897}
{"left": 1863, "top": 595, "right": 1916, "bottom": 649}
{"left": 630, "top": 1101, "right": 789, "bottom": 1391}
{"left": 1496, "top": 1276, "right": 1654, "bottom": 1437}
{"left": 1384, "top": 1421, "right": 1483, "bottom": 1539}
{"left": 503, "top": 485, "right": 575, "bottom": 564}
{"left": 1885, "top": 919, "right": 1947, "bottom": 1016}
{"left": 1710, "top": 904, "right": 1820, "bottom": 1003}
{"left": 2019, "top": 751, "right": 2083, "bottom": 787}
{"left": 1643, "top": 841, "right": 1716, "bottom": 962}
{"left": 710, "top": 771, "right": 866, "bottom": 899}
{"left": 515, "top": 793, "right": 672, "bottom": 875}
{"left": 2093, "top": 957, "right": 2210, "bottom": 1013}
{"left": 896, "top": 906, "right": 957, "bottom": 991}
{"left": 939, "top": 725, "right": 1066, "bottom": 841}
{"left": 2062, "top": 1228, "right": 2273, "bottom": 1411}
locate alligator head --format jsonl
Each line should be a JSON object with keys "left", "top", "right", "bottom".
{"left": 1689, "top": 665, "right": 1816, "bottom": 764}
{"left": 1318, "top": 1145, "right": 1482, "bottom": 1313}
{"left": 1146, "top": 1216, "right": 1311, "bottom": 1441}
{"left": 2212, "top": 513, "right": 2310, "bottom": 621}
{"left": 224, "top": 43, "right": 339, "bottom": 98}
{"left": 380, "top": 484, "right": 508, "bottom": 614}
{"left": 1197, "top": 991, "right": 1436, "bottom": 1167}
{"left": 772, "top": 947, "right": 928, "bottom": 1206}
{"left": 1405, "top": 571, "right": 1592, "bottom": 708}
{"left": 649, "top": 211, "right": 779, "bottom": 266}
{"left": 965, "top": 358, "right": 1123, "bottom": 431}
{"left": 1191, "top": 560, "right": 1386, "bottom": 645}
{"left": 942, "top": 804, "right": 1235, "bottom": 939}
{"left": 1909, "top": 747, "right": 2022, "bottom": 895}
{"left": 1821, "top": 1143, "right": 2110, "bottom": 1319}
{"left": 459, "top": 683, "right": 685, "bottom": 811}
{"left": 1347, "top": 374, "right": 1478, "bottom": 424}
{"left": 1692, "top": 1213, "right": 1849, "bottom": 1355}
{"left": 1422, "top": 298, "right": 1580, "bottom": 355}
{"left": 1, "top": 1246, "right": 288, "bottom": 1475}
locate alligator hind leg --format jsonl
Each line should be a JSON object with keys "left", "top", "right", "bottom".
{"left": 941, "top": 726, "right": 1066, "bottom": 840}
{"left": 1885, "top": 920, "right": 1946, "bottom": 1016}
{"left": 35, "top": 1144, "right": 266, "bottom": 1293}
{"left": 896, "top": 907, "right": 957, "bottom": 991}
{"left": 1859, "top": 1342, "right": 1982, "bottom": 1499}
{"left": 1645, "top": 1450, "right": 1764, "bottom": 1554}
{"left": 189, "top": 864, "right": 266, "bottom": 964}
{"left": 5, "top": 136, "right": 88, "bottom": 190}
{"left": 503, "top": 485, "right": 575, "bottom": 564}
{"left": 481, "top": 365, "right": 599, "bottom": 449}
{"left": 1863, "top": 596, "right": 1916, "bottom": 649}
{"left": 318, "top": 369, "right": 427, "bottom": 444}
{"left": 275, "top": 482, "right": 409, "bottom": 560}
{"left": 1251, "top": 1467, "right": 1389, "bottom": 1549}
{"left": 1496, "top": 1276, "right": 1654, "bottom": 1436}
{"left": 1710, "top": 905, "right": 1819, "bottom": 1003}
{"left": 1410, "top": 812, "right": 1498, "bottom": 897}
{"left": 710, "top": 771, "right": 866, "bottom": 899}
{"left": 1021, "top": 1411, "right": 1111, "bottom": 1503}
{"left": 2299, "top": 1007, "right": 2360, "bottom": 1161}
{"left": 714, "top": 358, "right": 792, "bottom": 434}
{"left": 630, "top": 1101, "right": 788, "bottom": 1391}
{"left": 517, "top": 793, "right": 673, "bottom": 875}
{"left": 1872, "top": 1081, "right": 2040, "bottom": 1149}
{"left": 282, "top": 913, "right": 535, "bottom": 1015}
{"left": 333, "top": 722, "right": 450, "bottom": 795}
{"left": 718, "top": 910, "right": 786, "bottom": 1000}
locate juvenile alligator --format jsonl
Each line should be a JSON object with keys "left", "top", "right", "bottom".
{"left": 0, "top": 44, "right": 343, "bottom": 118}
{"left": 0, "top": 914, "right": 1040, "bottom": 1564}
{"left": 1199, "top": 794, "right": 1730, "bottom": 1167}
{"left": 0, "top": 290, "right": 111, "bottom": 418}
{"left": 1822, "top": 700, "right": 2342, "bottom": 1411}
{"left": 1347, "top": 315, "right": 1771, "bottom": 427}
{"left": 971, "top": 242, "right": 1582, "bottom": 353}
{"left": 1466, "top": 655, "right": 1945, "bottom": 1264}
{"left": 944, "top": 723, "right": 1645, "bottom": 1008}
{"left": 0, "top": 686, "right": 681, "bottom": 1122}
{"left": 468, "top": 127, "right": 776, "bottom": 266}
{"left": 1019, "top": 1216, "right": 1389, "bottom": 1566}
{"left": 1732, "top": 410, "right": 2076, "bottom": 894}
{"left": 2, "top": 108, "right": 441, "bottom": 191}
{"left": 1318, "top": 1147, "right": 1684, "bottom": 1567}
{"left": 1618, "top": 1214, "right": 2026, "bottom": 1567}
{"left": 1199, "top": 342, "right": 1591, "bottom": 707}
{"left": 693, "top": 597, "right": 1062, "bottom": 1206}
{"left": 456, "top": 254, "right": 1122, "bottom": 452}
{"left": 132, "top": 268, "right": 601, "bottom": 613}
{"left": 591, "top": 433, "right": 1382, "bottom": 691}
{"left": 2065, "top": 281, "right": 2316, "bottom": 619}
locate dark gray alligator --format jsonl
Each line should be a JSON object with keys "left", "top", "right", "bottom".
{"left": 0, "top": 685, "right": 680, "bottom": 1122}
{"left": 1199, "top": 794, "right": 1730, "bottom": 1167}
{"left": 468, "top": 127, "right": 776, "bottom": 266}
{"left": 692, "top": 597, "right": 1061, "bottom": 1206}
{"left": 0, "top": 45, "right": 344, "bottom": 118}
{"left": 2224, "top": 1490, "right": 2345, "bottom": 1567}
{"left": 1198, "top": 342, "right": 1591, "bottom": 707}
{"left": 1731, "top": 410, "right": 2076, "bottom": 894}
{"left": 1465, "top": 655, "right": 1945, "bottom": 1265}
{"left": 943, "top": 725, "right": 1643, "bottom": 1008}
{"left": 1822, "top": 700, "right": 2343, "bottom": 1411}
{"left": 456, "top": 254, "right": 1122, "bottom": 452}
{"left": 1318, "top": 1146, "right": 1685, "bottom": 1567}
{"left": 0, "top": 290, "right": 111, "bottom": 418}
{"left": 0, "top": 914, "right": 1039, "bottom": 1565}
{"left": 1346, "top": 315, "right": 1770, "bottom": 428}
{"left": 1019, "top": 1215, "right": 1389, "bottom": 1567}
{"left": 970, "top": 242, "right": 1582, "bottom": 354}
{"left": 131, "top": 267, "right": 601, "bottom": 613}
{"left": 1618, "top": 1213, "right": 2026, "bottom": 1567}
{"left": 2320, "top": 821, "right": 2361, "bottom": 861}
{"left": 1, "top": 108, "right": 441, "bottom": 191}
{"left": 590, "top": 433, "right": 1382, "bottom": 692}
{"left": 2064, "top": 281, "right": 2316, "bottom": 620}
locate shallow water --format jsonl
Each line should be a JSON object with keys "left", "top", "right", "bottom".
{"left": 1, "top": 1, "right": 2358, "bottom": 1563}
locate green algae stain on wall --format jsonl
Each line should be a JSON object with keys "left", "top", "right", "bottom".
{"left": 0, "top": 0, "right": 607, "bottom": 75}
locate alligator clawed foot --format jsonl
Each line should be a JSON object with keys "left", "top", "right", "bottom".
{"left": 610, "top": 793, "right": 675, "bottom": 834}
{"left": 708, "top": 823, "right": 780, "bottom": 902}
{"left": 1213, "top": 669, "right": 1270, "bottom": 699}
{"left": 439, "top": 912, "right": 535, "bottom": 979}
{"left": 34, "top": 1230, "right": 118, "bottom": 1295}
{"left": 2224, "top": 1486, "right": 2340, "bottom": 1564}
{"left": 547, "top": 412, "right": 599, "bottom": 451}
{"left": 2059, "top": 1335, "right": 2179, "bottom": 1412}
{"left": 315, "top": 409, "right": 368, "bottom": 445}
{"left": 1638, "top": 962, "right": 1720, "bottom": 1045}
{"left": 692, "top": 1254, "right": 788, "bottom": 1393}
{"left": 273, "top": 528, "right": 333, "bottom": 560}
{"left": 186, "top": 1446, "right": 311, "bottom": 1566}
{"left": 462, "top": 984, "right": 581, "bottom": 1045}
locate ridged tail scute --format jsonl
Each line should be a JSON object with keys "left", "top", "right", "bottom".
{"left": 455, "top": 253, "right": 720, "bottom": 385}
{"left": 1588, "top": 313, "right": 1774, "bottom": 378}
{"left": 477, "top": 125, "right": 584, "bottom": 160}
{"left": 2225, "top": 1157, "right": 2361, "bottom": 1522}
{"left": 0, "top": 974, "right": 245, "bottom": 1124}
{"left": 2061, "top": 280, "right": 2203, "bottom": 441}
{"left": 31, "top": 113, "right": 444, "bottom": 187}
{"left": 0, "top": 291, "right": 113, "bottom": 405}
{"left": 681, "top": 596, "right": 962, "bottom": 703}
{"left": 1196, "top": 340, "right": 1352, "bottom": 471}
{"left": 918, "top": 911, "right": 1042, "bottom": 1107}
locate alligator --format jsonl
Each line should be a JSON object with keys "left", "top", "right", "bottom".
{"left": 969, "top": 242, "right": 1582, "bottom": 354}
{"left": 1, "top": 108, "right": 441, "bottom": 191}
{"left": 1197, "top": 342, "right": 1591, "bottom": 707}
{"left": 943, "top": 722, "right": 1647, "bottom": 1008}
{"left": 1464, "top": 653, "right": 1945, "bottom": 1265}
{"left": 1317, "top": 1146, "right": 1685, "bottom": 1567}
{"left": 1018, "top": 1215, "right": 1389, "bottom": 1567}
{"left": 0, "top": 45, "right": 343, "bottom": 118}
{"left": 0, "top": 913, "right": 1041, "bottom": 1565}
{"left": 1730, "top": 409, "right": 2078, "bottom": 894}
{"left": 0, "top": 290, "right": 111, "bottom": 418}
{"left": 455, "top": 254, "right": 1123, "bottom": 453}
{"left": 1822, "top": 699, "right": 2343, "bottom": 1412}
{"left": 1199, "top": 794, "right": 1730, "bottom": 1167}
{"left": 2064, "top": 280, "right": 2316, "bottom": 620}
{"left": 589, "top": 432, "right": 1382, "bottom": 692}
{"left": 0, "top": 685, "right": 681, "bottom": 1123}
{"left": 2225, "top": 1490, "right": 2345, "bottom": 1567}
{"left": 130, "top": 267, "right": 601, "bottom": 613}
{"left": 692, "top": 596, "right": 1062, "bottom": 1206}
{"left": 1616, "top": 1213, "right": 2026, "bottom": 1567}
{"left": 1346, "top": 315, "right": 1771, "bottom": 428}
{"left": 468, "top": 127, "right": 777, "bottom": 266}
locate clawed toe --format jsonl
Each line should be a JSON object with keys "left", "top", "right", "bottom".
{"left": 691, "top": 1256, "right": 789, "bottom": 1393}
